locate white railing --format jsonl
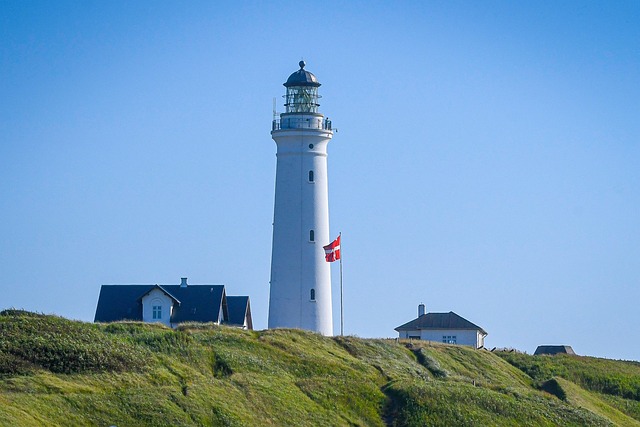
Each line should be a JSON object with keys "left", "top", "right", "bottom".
{"left": 272, "top": 118, "right": 332, "bottom": 131}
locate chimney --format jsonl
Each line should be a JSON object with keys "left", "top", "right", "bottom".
{"left": 180, "top": 277, "right": 188, "bottom": 288}
{"left": 418, "top": 303, "right": 425, "bottom": 317}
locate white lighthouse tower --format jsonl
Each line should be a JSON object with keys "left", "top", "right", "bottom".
{"left": 268, "top": 61, "right": 334, "bottom": 335}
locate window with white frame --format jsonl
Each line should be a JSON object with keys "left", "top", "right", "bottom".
{"left": 152, "top": 305, "right": 162, "bottom": 320}
{"left": 442, "top": 335, "right": 456, "bottom": 344}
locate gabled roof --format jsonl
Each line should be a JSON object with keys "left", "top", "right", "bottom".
{"left": 395, "top": 311, "right": 487, "bottom": 336}
{"left": 94, "top": 285, "right": 148, "bottom": 322}
{"left": 164, "top": 285, "right": 227, "bottom": 324}
{"left": 227, "top": 296, "right": 252, "bottom": 329}
{"left": 94, "top": 284, "right": 228, "bottom": 324}
{"left": 137, "top": 284, "right": 181, "bottom": 305}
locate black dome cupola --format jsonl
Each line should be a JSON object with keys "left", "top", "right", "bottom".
{"left": 284, "top": 61, "right": 321, "bottom": 88}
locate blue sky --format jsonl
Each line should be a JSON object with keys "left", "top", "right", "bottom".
{"left": 1, "top": 1, "right": 638, "bottom": 360}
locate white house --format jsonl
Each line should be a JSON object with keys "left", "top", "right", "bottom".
{"left": 94, "top": 278, "right": 252, "bottom": 330}
{"left": 395, "top": 304, "right": 487, "bottom": 349}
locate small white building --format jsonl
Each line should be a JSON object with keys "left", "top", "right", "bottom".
{"left": 395, "top": 304, "right": 487, "bottom": 349}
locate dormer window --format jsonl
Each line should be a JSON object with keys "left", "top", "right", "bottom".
{"left": 152, "top": 305, "right": 162, "bottom": 320}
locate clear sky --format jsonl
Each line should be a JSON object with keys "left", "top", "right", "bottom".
{"left": 1, "top": 1, "right": 639, "bottom": 360}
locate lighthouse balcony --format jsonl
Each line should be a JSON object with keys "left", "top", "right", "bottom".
{"left": 272, "top": 117, "right": 332, "bottom": 131}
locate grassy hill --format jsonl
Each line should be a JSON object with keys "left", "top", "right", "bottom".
{"left": 1, "top": 310, "right": 639, "bottom": 426}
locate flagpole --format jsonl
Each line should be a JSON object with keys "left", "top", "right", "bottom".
{"left": 339, "top": 232, "right": 343, "bottom": 336}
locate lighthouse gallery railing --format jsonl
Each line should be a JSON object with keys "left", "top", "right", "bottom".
{"left": 272, "top": 117, "right": 332, "bottom": 131}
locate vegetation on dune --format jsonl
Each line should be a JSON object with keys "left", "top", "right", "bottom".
{"left": 384, "top": 379, "right": 611, "bottom": 427}
{"left": 497, "top": 350, "right": 640, "bottom": 400}
{"left": 600, "top": 394, "right": 640, "bottom": 422}
{"left": 0, "top": 310, "right": 149, "bottom": 375}
{"left": 497, "top": 350, "right": 640, "bottom": 424}
{"left": 1, "top": 310, "right": 639, "bottom": 426}
{"left": 544, "top": 377, "right": 640, "bottom": 426}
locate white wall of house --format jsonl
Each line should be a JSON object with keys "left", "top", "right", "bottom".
{"left": 399, "top": 329, "right": 485, "bottom": 348}
{"left": 239, "top": 315, "right": 248, "bottom": 329}
{"left": 141, "top": 289, "right": 174, "bottom": 327}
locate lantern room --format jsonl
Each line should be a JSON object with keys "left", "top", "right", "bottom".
{"left": 283, "top": 61, "right": 321, "bottom": 113}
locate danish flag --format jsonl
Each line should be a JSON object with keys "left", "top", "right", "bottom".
{"left": 323, "top": 235, "right": 341, "bottom": 262}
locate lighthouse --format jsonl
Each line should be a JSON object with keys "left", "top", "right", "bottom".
{"left": 268, "top": 61, "right": 334, "bottom": 335}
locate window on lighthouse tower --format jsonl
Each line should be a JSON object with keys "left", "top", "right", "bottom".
{"left": 309, "top": 230, "right": 315, "bottom": 242}
{"left": 310, "top": 289, "right": 316, "bottom": 301}
{"left": 308, "top": 170, "right": 314, "bottom": 182}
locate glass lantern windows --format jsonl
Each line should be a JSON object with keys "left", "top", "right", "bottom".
{"left": 284, "top": 86, "right": 320, "bottom": 113}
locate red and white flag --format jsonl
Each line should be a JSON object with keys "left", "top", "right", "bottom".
{"left": 323, "top": 235, "right": 341, "bottom": 262}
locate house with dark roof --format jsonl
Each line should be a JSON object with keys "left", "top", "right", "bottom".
{"left": 94, "top": 278, "right": 252, "bottom": 330}
{"left": 534, "top": 345, "right": 576, "bottom": 356}
{"left": 395, "top": 304, "right": 487, "bottom": 349}
{"left": 226, "top": 296, "right": 253, "bottom": 330}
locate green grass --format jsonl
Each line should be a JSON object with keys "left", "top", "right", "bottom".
{"left": 0, "top": 310, "right": 149, "bottom": 374}
{"left": 548, "top": 377, "right": 640, "bottom": 426}
{"left": 497, "top": 350, "right": 640, "bottom": 424}
{"left": 497, "top": 351, "right": 640, "bottom": 400}
{"left": 599, "top": 394, "right": 640, "bottom": 422}
{"left": 1, "top": 311, "right": 638, "bottom": 426}
{"left": 384, "top": 379, "right": 611, "bottom": 427}
{"left": 408, "top": 341, "right": 533, "bottom": 390}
